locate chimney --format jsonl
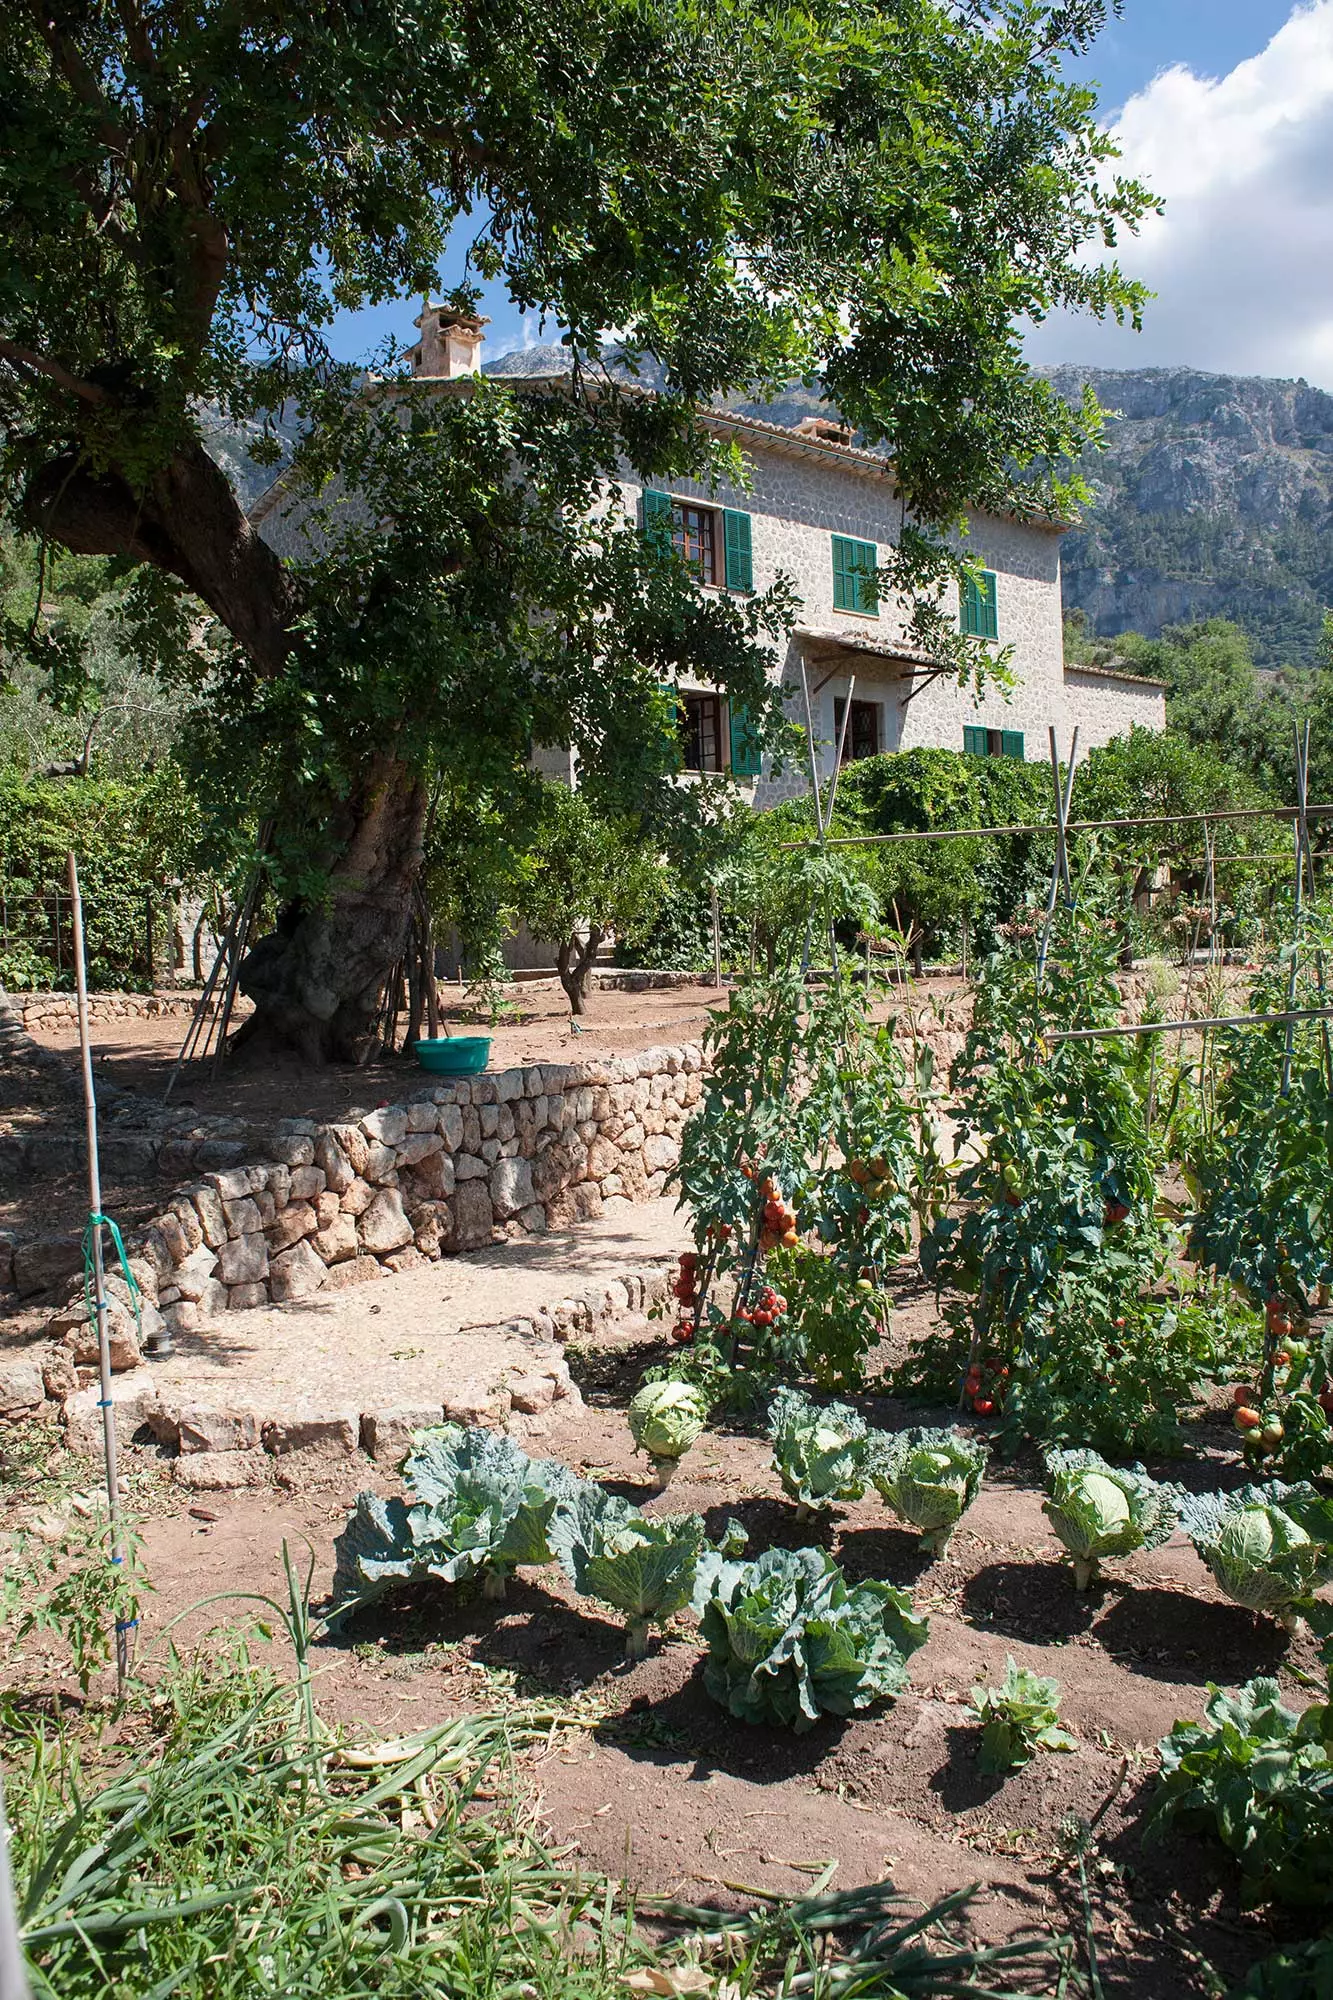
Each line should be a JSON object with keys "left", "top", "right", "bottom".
{"left": 411, "top": 304, "right": 489, "bottom": 379}
{"left": 795, "top": 415, "right": 853, "bottom": 446}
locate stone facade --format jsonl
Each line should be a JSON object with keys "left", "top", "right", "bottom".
{"left": 1061, "top": 665, "right": 1168, "bottom": 751}
{"left": 12, "top": 990, "right": 246, "bottom": 1033}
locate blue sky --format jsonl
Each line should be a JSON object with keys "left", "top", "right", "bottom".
{"left": 330, "top": 2, "right": 1333, "bottom": 387}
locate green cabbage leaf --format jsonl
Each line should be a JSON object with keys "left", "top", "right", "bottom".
{"left": 768, "top": 1386, "right": 874, "bottom": 1519}
{"left": 1181, "top": 1483, "right": 1333, "bottom": 1631}
{"left": 550, "top": 1485, "right": 735, "bottom": 1659}
{"left": 628, "top": 1380, "right": 708, "bottom": 1486}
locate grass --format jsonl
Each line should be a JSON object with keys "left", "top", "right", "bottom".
{"left": 3, "top": 1547, "right": 1081, "bottom": 2000}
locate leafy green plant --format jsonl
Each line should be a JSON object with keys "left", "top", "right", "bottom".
{"left": 768, "top": 1386, "right": 875, "bottom": 1522}
{"left": 1230, "top": 1936, "right": 1333, "bottom": 1998}
{"left": 698, "top": 1545, "right": 928, "bottom": 1732}
{"left": 626, "top": 1380, "right": 707, "bottom": 1490}
{"left": 969, "top": 1657, "right": 1076, "bottom": 1774}
{"left": 330, "top": 1426, "right": 584, "bottom": 1614}
{"left": 1149, "top": 1678, "right": 1333, "bottom": 1909}
{"left": 3, "top": 1515, "right": 149, "bottom": 1692}
{"left": 871, "top": 1427, "right": 988, "bottom": 1557}
{"left": 1180, "top": 1483, "right": 1333, "bottom": 1632}
{"left": 1042, "top": 1448, "right": 1180, "bottom": 1591}
{"left": 550, "top": 1487, "right": 723, "bottom": 1661}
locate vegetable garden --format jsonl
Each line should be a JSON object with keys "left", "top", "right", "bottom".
{"left": 10, "top": 842, "right": 1333, "bottom": 1996}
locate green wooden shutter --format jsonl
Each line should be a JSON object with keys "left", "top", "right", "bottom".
{"left": 961, "top": 569, "right": 998, "bottom": 639}
{"left": 729, "top": 703, "right": 763, "bottom": 777}
{"left": 832, "top": 535, "right": 877, "bottom": 614}
{"left": 1000, "top": 729, "right": 1025, "bottom": 760}
{"left": 723, "top": 510, "right": 753, "bottom": 593}
{"left": 642, "top": 488, "right": 673, "bottom": 552}
{"left": 962, "top": 725, "right": 990, "bottom": 757}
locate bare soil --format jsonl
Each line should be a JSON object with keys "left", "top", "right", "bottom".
{"left": 14, "top": 1303, "right": 1318, "bottom": 2000}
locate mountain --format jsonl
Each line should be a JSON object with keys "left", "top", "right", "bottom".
{"left": 1040, "top": 366, "right": 1333, "bottom": 668}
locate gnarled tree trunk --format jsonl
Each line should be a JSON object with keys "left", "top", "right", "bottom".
{"left": 236, "top": 753, "right": 432, "bottom": 1064}
{"left": 556, "top": 926, "right": 604, "bottom": 1016}
{"left": 27, "top": 441, "right": 434, "bottom": 1063}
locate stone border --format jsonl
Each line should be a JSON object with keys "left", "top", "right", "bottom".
{"left": 58, "top": 1260, "right": 675, "bottom": 1488}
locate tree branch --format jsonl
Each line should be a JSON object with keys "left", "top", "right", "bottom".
{"left": 0, "top": 339, "right": 111, "bottom": 405}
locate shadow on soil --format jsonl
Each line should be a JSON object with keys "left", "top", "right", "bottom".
{"left": 700, "top": 1495, "right": 836, "bottom": 1553}
{"left": 836, "top": 1524, "right": 935, "bottom": 1587}
{"left": 961, "top": 1561, "right": 1101, "bottom": 1644}
{"left": 927, "top": 1723, "right": 1008, "bottom": 1811}
{"left": 1093, "top": 1586, "right": 1289, "bottom": 1684}
{"left": 596, "top": 1653, "right": 851, "bottom": 1783}
{"left": 319, "top": 1576, "right": 629, "bottom": 1688}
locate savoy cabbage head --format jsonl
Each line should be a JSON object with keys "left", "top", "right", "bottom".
{"left": 872, "top": 1427, "right": 988, "bottom": 1556}
{"left": 1042, "top": 1447, "right": 1180, "bottom": 1591}
{"left": 698, "top": 1545, "right": 928, "bottom": 1731}
{"left": 329, "top": 1425, "right": 585, "bottom": 1618}
{"left": 1181, "top": 1483, "right": 1333, "bottom": 1632}
{"left": 550, "top": 1484, "right": 724, "bottom": 1659}
{"left": 627, "top": 1380, "right": 708, "bottom": 1488}
{"left": 768, "top": 1386, "right": 874, "bottom": 1520}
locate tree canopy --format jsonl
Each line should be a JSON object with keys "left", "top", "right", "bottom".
{"left": 0, "top": 0, "right": 1154, "bottom": 1055}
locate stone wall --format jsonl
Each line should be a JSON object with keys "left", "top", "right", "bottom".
{"left": 127, "top": 1044, "right": 703, "bottom": 1339}
{"left": 1062, "top": 666, "right": 1169, "bottom": 752}
{"left": 12, "top": 989, "right": 247, "bottom": 1033}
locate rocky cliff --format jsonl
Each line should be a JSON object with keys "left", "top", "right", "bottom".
{"left": 1041, "top": 366, "right": 1333, "bottom": 667}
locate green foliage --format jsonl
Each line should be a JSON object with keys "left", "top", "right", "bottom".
{"left": 969, "top": 1657, "right": 1076, "bottom": 1775}
{"left": 3, "top": 1516, "right": 148, "bottom": 1692}
{"left": 1042, "top": 1448, "right": 1180, "bottom": 1592}
{"left": 923, "top": 907, "right": 1165, "bottom": 1364}
{"left": 768, "top": 1387, "right": 874, "bottom": 1520}
{"left": 0, "top": 768, "right": 206, "bottom": 988}
{"left": 1230, "top": 1936, "right": 1333, "bottom": 1999}
{"left": 1188, "top": 931, "right": 1333, "bottom": 1316}
{"left": 698, "top": 1544, "right": 928, "bottom": 1732}
{"left": 836, "top": 748, "right": 1053, "bottom": 959}
{"left": 330, "top": 1426, "right": 585, "bottom": 1612}
{"left": 871, "top": 1427, "right": 988, "bottom": 1557}
{"left": 1180, "top": 1483, "right": 1333, "bottom": 1632}
{"left": 674, "top": 970, "right": 922, "bottom": 1390}
{"left": 1150, "top": 1679, "right": 1333, "bottom": 1911}
{"left": 517, "top": 783, "right": 669, "bottom": 1010}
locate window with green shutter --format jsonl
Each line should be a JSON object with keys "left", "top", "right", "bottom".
{"left": 963, "top": 725, "right": 1025, "bottom": 759}
{"left": 723, "top": 510, "right": 753, "bottom": 593}
{"left": 960, "top": 569, "right": 999, "bottom": 639}
{"left": 962, "top": 725, "right": 990, "bottom": 757}
{"left": 831, "top": 535, "right": 878, "bottom": 615}
{"left": 728, "top": 703, "right": 763, "bottom": 777}
{"left": 1000, "top": 730, "right": 1025, "bottom": 760}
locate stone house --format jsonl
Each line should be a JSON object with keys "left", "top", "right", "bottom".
{"left": 255, "top": 304, "right": 1165, "bottom": 799}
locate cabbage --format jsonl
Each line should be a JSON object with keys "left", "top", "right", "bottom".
{"left": 768, "top": 1386, "right": 874, "bottom": 1520}
{"left": 872, "top": 1427, "right": 988, "bottom": 1556}
{"left": 1042, "top": 1447, "right": 1180, "bottom": 1590}
{"left": 1181, "top": 1483, "right": 1333, "bottom": 1631}
{"left": 627, "top": 1380, "right": 708, "bottom": 1488}
{"left": 330, "top": 1425, "right": 584, "bottom": 1617}
{"left": 550, "top": 1484, "right": 732, "bottom": 1659}
{"left": 697, "top": 1545, "right": 928, "bottom": 1731}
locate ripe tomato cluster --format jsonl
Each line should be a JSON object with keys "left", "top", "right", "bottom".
{"left": 735, "top": 1283, "right": 787, "bottom": 1331}
{"left": 672, "top": 1251, "right": 698, "bottom": 1343}
{"left": 847, "top": 1154, "right": 896, "bottom": 1200}
{"left": 963, "top": 1356, "right": 1009, "bottom": 1418}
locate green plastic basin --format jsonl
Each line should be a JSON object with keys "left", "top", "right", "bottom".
{"left": 412, "top": 1035, "right": 492, "bottom": 1075}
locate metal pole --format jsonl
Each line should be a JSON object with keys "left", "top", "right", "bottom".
{"left": 1036, "top": 728, "right": 1078, "bottom": 991}
{"left": 1049, "top": 1003, "right": 1333, "bottom": 1044}
{"left": 0, "top": 1767, "right": 32, "bottom": 2000}
{"left": 66, "top": 853, "right": 129, "bottom": 1697}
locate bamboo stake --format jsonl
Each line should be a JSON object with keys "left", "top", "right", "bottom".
{"left": 1282, "top": 723, "right": 1310, "bottom": 1096}
{"left": 0, "top": 1768, "right": 32, "bottom": 2000}
{"left": 66, "top": 853, "right": 130, "bottom": 1697}
{"left": 1049, "top": 1004, "right": 1333, "bottom": 1044}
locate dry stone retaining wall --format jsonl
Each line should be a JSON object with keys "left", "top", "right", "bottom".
{"left": 125, "top": 1045, "right": 703, "bottom": 1339}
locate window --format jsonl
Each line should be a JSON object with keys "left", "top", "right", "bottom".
{"left": 642, "top": 492, "right": 753, "bottom": 591}
{"left": 832, "top": 535, "right": 878, "bottom": 615}
{"left": 833, "top": 697, "right": 881, "bottom": 764}
{"left": 680, "top": 693, "right": 724, "bottom": 772}
{"left": 963, "top": 726, "right": 1025, "bottom": 760}
{"left": 960, "top": 569, "right": 999, "bottom": 639}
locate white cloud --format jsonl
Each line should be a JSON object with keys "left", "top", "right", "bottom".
{"left": 1025, "top": 2, "right": 1333, "bottom": 385}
